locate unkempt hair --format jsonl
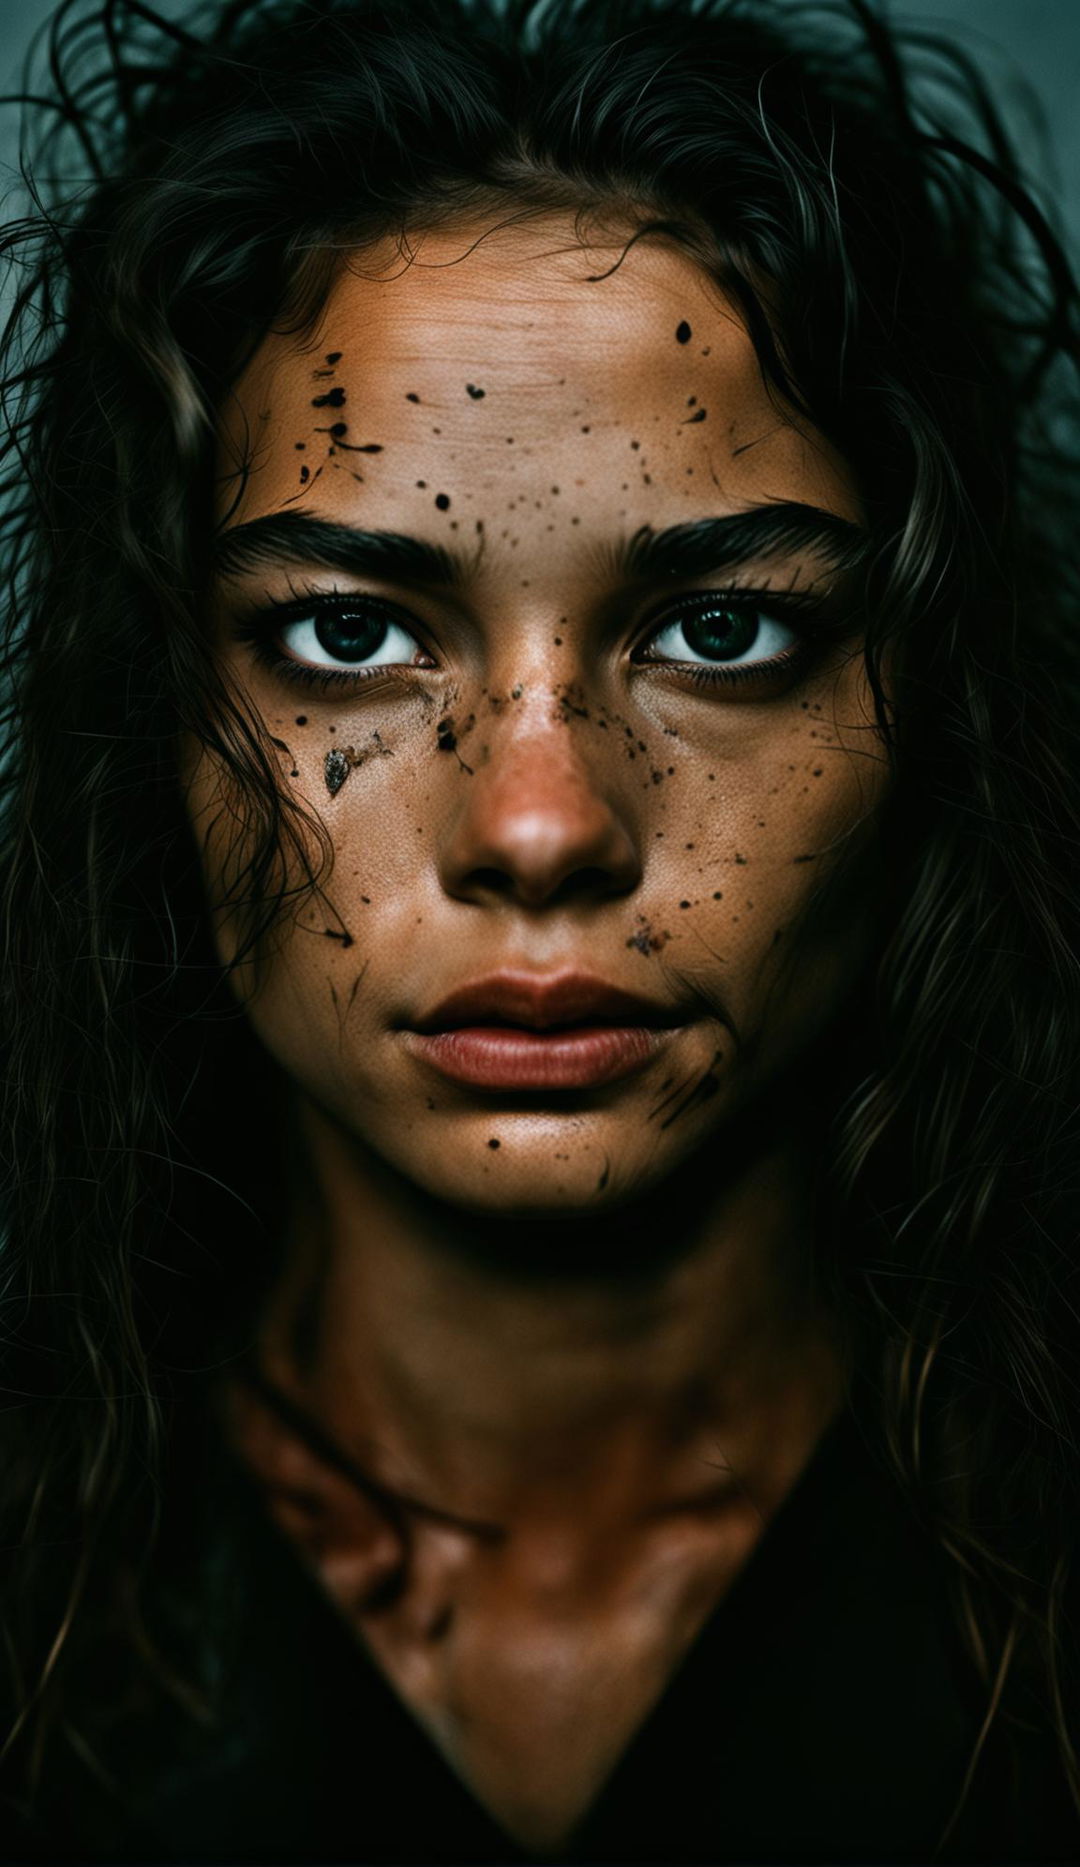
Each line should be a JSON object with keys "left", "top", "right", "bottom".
{"left": 0, "top": 0, "right": 1078, "bottom": 1845}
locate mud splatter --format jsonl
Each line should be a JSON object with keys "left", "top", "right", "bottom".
{"left": 323, "top": 732, "right": 394, "bottom": 796}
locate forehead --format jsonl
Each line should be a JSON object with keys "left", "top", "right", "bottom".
{"left": 220, "top": 217, "right": 859, "bottom": 532}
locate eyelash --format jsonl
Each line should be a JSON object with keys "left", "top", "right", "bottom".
{"left": 229, "top": 586, "right": 831, "bottom": 695}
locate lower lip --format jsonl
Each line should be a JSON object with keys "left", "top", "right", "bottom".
{"left": 406, "top": 1025, "right": 672, "bottom": 1090}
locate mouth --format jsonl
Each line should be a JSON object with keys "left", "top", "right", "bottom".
{"left": 404, "top": 972, "right": 686, "bottom": 1092}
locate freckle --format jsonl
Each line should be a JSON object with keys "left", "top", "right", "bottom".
{"left": 406, "top": 392, "right": 421, "bottom": 403}
{"left": 506, "top": 437, "right": 514, "bottom": 444}
{"left": 361, "top": 895, "right": 371, "bottom": 903}
{"left": 554, "top": 636, "right": 563, "bottom": 646}
{"left": 667, "top": 766, "right": 675, "bottom": 776}
{"left": 713, "top": 891, "right": 723, "bottom": 899}
{"left": 676, "top": 321, "right": 692, "bottom": 344}
{"left": 476, "top": 520, "right": 483, "bottom": 534}
{"left": 299, "top": 466, "right": 309, "bottom": 483}
{"left": 679, "top": 901, "right": 691, "bottom": 909}
{"left": 325, "top": 351, "right": 342, "bottom": 364}
{"left": 643, "top": 474, "right": 652, "bottom": 484}
{"left": 571, "top": 516, "right": 580, "bottom": 525}
{"left": 290, "top": 768, "right": 298, "bottom": 778}
{"left": 294, "top": 442, "right": 306, "bottom": 451}
{"left": 311, "top": 386, "right": 345, "bottom": 409}
{"left": 551, "top": 485, "right": 560, "bottom": 495}
{"left": 466, "top": 384, "right": 486, "bottom": 399}
{"left": 630, "top": 440, "right": 640, "bottom": 451}
{"left": 813, "top": 768, "right": 823, "bottom": 777}
{"left": 329, "top": 421, "right": 347, "bottom": 437}
{"left": 685, "top": 842, "right": 695, "bottom": 849}
{"left": 416, "top": 480, "right": 427, "bottom": 488}
{"left": 687, "top": 397, "right": 697, "bottom": 407}
{"left": 435, "top": 493, "right": 451, "bottom": 510}
{"left": 487, "top": 1138, "right": 500, "bottom": 1150}
{"left": 295, "top": 716, "right": 307, "bottom": 725}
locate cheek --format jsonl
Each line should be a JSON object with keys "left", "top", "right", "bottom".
{"left": 669, "top": 676, "right": 888, "bottom": 1015}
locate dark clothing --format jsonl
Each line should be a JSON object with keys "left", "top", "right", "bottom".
{"left": 6, "top": 1405, "right": 1078, "bottom": 1864}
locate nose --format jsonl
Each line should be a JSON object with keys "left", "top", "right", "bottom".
{"left": 437, "top": 707, "right": 642, "bottom": 911}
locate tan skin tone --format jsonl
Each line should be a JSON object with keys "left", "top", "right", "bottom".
{"left": 187, "top": 217, "right": 891, "bottom": 1852}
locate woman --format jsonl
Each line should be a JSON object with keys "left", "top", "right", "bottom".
{"left": 0, "top": 0, "right": 1078, "bottom": 1857}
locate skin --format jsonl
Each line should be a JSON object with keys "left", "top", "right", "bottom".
{"left": 187, "top": 215, "right": 891, "bottom": 1850}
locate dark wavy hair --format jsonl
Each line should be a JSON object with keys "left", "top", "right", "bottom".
{"left": 0, "top": 0, "right": 1078, "bottom": 1847}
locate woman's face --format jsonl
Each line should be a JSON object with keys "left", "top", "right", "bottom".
{"left": 191, "top": 217, "right": 889, "bottom": 1216}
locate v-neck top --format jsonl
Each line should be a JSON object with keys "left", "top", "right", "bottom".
{"left": 108, "top": 1393, "right": 1078, "bottom": 1865}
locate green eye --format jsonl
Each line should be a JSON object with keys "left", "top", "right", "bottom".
{"left": 644, "top": 596, "right": 798, "bottom": 668}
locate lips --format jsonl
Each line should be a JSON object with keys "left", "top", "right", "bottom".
{"left": 412, "top": 972, "right": 684, "bottom": 1036}
{"left": 404, "top": 972, "right": 685, "bottom": 1091}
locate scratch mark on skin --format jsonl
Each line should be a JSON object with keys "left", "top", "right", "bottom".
{"left": 731, "top": 423, "right": 786, "bottom": 458}
{"left": 331, "top": 959, "right": 371, "bottom": 1042}
{"left": 347, "top": 963, "right": 369, "bottom": 1016}
{"left": 653, "top": 1052, "right": 724, "bottom": 1132}
{"left": 648, "top": 1072, "right": 696, "bottom": 1124}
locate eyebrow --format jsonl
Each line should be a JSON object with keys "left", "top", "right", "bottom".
{"left": 214, "top": 501, "right": 865, "bottom": 587}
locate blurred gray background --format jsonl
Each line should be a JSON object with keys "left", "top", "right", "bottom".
{"left": 0, "top": 0, "right": 1077, "bottom": 251}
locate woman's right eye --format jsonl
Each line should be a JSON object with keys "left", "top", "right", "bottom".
{"left": 277, "top": 598, "right": 429, "bottom": 671}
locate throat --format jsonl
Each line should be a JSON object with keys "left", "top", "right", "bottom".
{"left": 224, "top": 1358, "right": 824, "bottom": 1856}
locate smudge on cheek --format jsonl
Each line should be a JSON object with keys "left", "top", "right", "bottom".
{"left": 324, "top": 732, "right": 395, "bottom": 796}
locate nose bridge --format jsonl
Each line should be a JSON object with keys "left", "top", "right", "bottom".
{"left": 437, "top": 678, "right": 641, "bottom": 907}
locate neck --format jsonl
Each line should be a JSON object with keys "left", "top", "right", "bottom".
{"left": 254, "top": 1088, "right": 847, "bottom": 1532}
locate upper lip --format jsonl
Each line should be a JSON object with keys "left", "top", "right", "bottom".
{"left": 412, "top": 972, "right": 687, "bottom": 1034}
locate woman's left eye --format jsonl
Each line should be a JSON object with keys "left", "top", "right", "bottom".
{"left": 638, "top": 596, "right": 798, "bottom": 671}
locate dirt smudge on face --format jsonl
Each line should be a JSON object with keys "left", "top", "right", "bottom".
{"left": 626, "top": 915, "right": 670, "bottom": 956}
{"left": 324, "top": 732, "right": 394, "bottom": 796}
{"left": 436, "top": 714, "right": 475, "bottom": 774}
